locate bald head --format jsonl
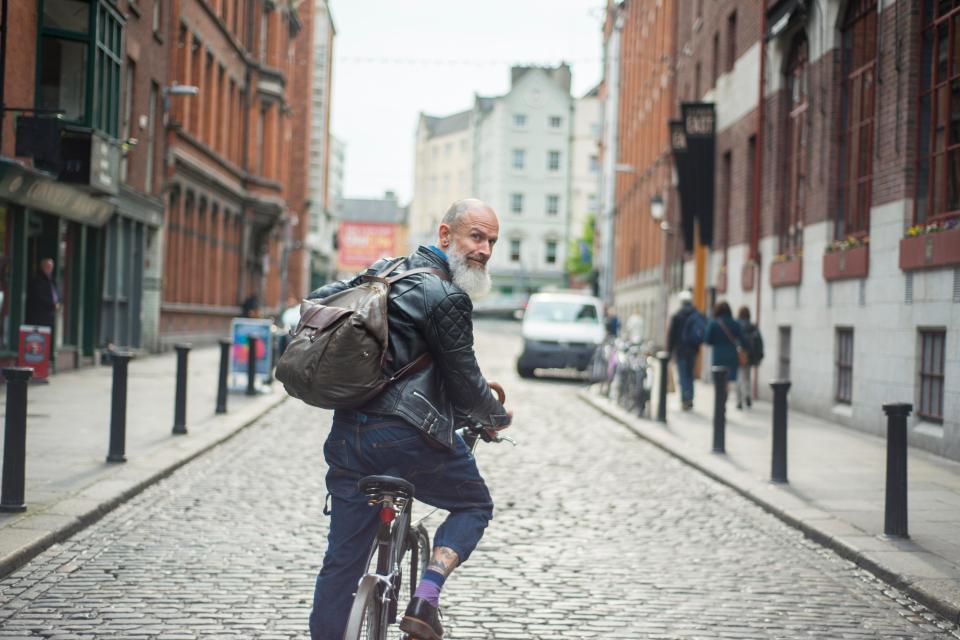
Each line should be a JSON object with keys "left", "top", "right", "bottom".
{"left": 440, "top": 198, "right": 496, "bottom": 232}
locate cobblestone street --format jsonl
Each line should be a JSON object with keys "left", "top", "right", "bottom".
{"left": 0, "top": 321, "right": 958, "bottom": 639}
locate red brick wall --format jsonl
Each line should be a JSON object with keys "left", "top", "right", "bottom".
{"left": 613, "top": 0, "right": 675, "bottom": 283}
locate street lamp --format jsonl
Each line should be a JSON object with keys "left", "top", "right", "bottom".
{"left": 161, "top": 83, "right": 200, "bottom": 121}
{"left": 649, "top": 194, "right": 665, "bottom": 221}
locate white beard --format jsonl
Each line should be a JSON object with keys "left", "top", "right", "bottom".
{"left": 448, "top": 245, "right": 492, "bottom": 297}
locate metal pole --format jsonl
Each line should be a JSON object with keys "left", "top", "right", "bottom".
{"left": 172, "top": 343, "right": 191, "bottom": 435}
{"left": 711, "top": 366, "right": 728, "bottom": 454}
{"left": 770, "top": 380, "right": 791, "bottom": 483}
{"left": 883, "top": 402, "right": 912, "bottom": 538}
{"left": 246, "top": 335, "right": 258, "bottom": 396}
{"left": 1, "top": 367, "right": 33, "bottom": 512}
{"left": 216, "top": 338, "right": 230, "bottom": 414}
{"left": 107, "top": 352, "right": 134, "bottom": 463}
{"left": 656, "top": 351, "right": 669, "bottom": 423}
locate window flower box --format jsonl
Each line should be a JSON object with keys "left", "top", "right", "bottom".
{"left": 770, "top": 253, "right": 802, "bottom": 287}
{"left": 823, "top": 237, "right": 869, "bottom": 281}
{"left": 899, "top": 219, "right": 960, "bottom": 271}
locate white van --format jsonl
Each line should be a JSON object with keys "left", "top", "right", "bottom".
{"left": 516, "top": 292, "right": 605, "bottom": 378}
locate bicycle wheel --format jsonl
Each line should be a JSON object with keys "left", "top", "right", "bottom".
{"left": 342, "top": 575, "right": 386, "bottom": 640}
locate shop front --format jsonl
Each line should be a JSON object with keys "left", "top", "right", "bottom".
{"left": 0, "top": 161, "right": 113, "bottom": 372}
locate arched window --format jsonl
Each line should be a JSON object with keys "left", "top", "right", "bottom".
{"left": 917, "top": 1, "right": 960, "bottom": 223}
{"left": 780, "top": 33, "right": 808, "bottom": 254}
{"left": 839, "top": 0, "right": 877, "bottom": 237}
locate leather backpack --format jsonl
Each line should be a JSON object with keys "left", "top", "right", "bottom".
{"left": 275, "top": 258, "right": 449, "bottom": 410}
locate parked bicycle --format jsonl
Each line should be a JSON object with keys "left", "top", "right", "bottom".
{"left": 341, "top": 383, "right": 513, "bottom": 640}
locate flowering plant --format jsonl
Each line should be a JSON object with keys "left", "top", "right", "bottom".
{"left": 906, "top": 218, "right": 960, "bottom": 237}
{"left": 825, "top": 235, "right": 869, "bottom": 253}
{"left": 772, "top": 249, "right": 802, "bottom": 263}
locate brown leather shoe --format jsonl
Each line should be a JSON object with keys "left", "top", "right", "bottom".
{"left": 399, "top": 597, "right": 443, "bottom": 640}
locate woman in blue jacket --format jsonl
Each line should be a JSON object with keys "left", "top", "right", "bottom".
{"left": 704, "top": 301, "right": 744, "bottom": 402}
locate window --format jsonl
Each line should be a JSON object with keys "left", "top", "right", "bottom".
{"left": 38, "top": 0, "right": 92, "bottom": 122}
{"left": 721, "top": 151, "right": 732, "bottom": 250}
{"left": 510, "top": 239, "right": 521, "bottom": 262}
{"left": 918, "top": 330, "right": 946, "bottom": 422}
{"left": 512, "top": 148, "right": 525, "bottom": 170}
{"left": 546, "top": 194, "right": 559, "bottom": 215}
{"left": 587, "top": 193, "right": 597, "bottom": 213}
{"left": 589, "top": 154, "right": 599, "bottom": 173}
{"left": 727, "top": 11, "right": 737, "bottom": 73}
{"left": 836, "top": 328, "right": 854, "bottom": 404}
{"left": 916, "top": 2, "right": 960, "bottom": 223}
{"left": 780, "top": 33, "right": 808, "bottom": 254}
{"left": 511, "top": 193, "right": 523, "bottom": 214}
{"left": 38, "top": 0, "right": 123, "bottom": 135}
{"left": 513, "top": 113, "right": 527, "bottom": 127}
{"left": 778, "top": 326, "right": 791, "bottom": 380}
{"left": 120, "top": 58, "right": 135, "bottom": 183}
{"left": 545, "top": 240, "right": 557, "bottom": 264}
{"left": 839, "top": 0, "right": 877, "bottom": 238}
{"left": 746, "top": 135, "right": 756, "bottom": 244}
{"left": 548, "top": 150, "right": 561, "bottom": 171}
{"left": 712, "top": 31, "right": 720, "bottom": 86}
{"left": 694, "top": 61, "right": 701, "bottom": 99}
{"left": 549, "top": 115, "right": 562, "bottom": 128}
{"left": 152, "top": 0, "right": 161, "bottom": 34}
{"left": 145, "top": 82, "right": 158, "bottom": 193}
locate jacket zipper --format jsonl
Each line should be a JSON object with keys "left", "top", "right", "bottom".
{"left": 411, "top": 390, "right": 441, "bottom": 416}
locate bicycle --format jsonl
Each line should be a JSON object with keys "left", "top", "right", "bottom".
{"left": 341, "top": 383, "right": 512, "bottom": 640}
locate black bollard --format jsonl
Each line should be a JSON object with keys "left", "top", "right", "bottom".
{"left": 216, "top": 338, "right": 231, "bottom": 414}
{"left": 172, "top": 344, "right": 191, "bottom": 435}
{"left": 711, "top": 366, "right": 728, "bottom": 454}
{"left": 770, "top": 380, "right": 792, "bottom": 483}
{"left": 107, "top": 352, "right": 135, "bottom": 463}
{"left": 246, "top": 335, "right": 258, "bottom": 396}
{"left": 883, "top": 402, "right": 912, "bottom": 538}
{"left": 656, "top": 351, "right": 669, "bottom": 423}
{"left": 1, "top": 368, "right": 33, "bottom": 512}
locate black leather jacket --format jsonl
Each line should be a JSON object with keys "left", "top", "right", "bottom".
{"left": 307, "top": 246, "right": 509, "bottom": 450}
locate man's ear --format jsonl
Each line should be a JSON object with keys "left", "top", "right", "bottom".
{"left": 438, "top": 223, "right": 451, "bottom": 247}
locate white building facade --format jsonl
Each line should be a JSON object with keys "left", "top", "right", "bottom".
{"left": 409, "top": 111, "right": 474, "bottom": 250}
{"left": 569, "top": 88, "right": 602, "bottom": 282}
{"left": 473, "top": 65, "right": 574, "bottom": 294}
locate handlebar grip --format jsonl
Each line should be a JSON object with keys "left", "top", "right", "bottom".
{"left": 489, "top": 381, "right": 506, "bottom": 404}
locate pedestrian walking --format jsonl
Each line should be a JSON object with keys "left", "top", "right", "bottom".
{"left": 736, "top": 306, "right": 764, "bottom": 409}
{"left": 666, "top": 290, "right": 705, "bottom": 410}
{"left": 704, "top": 301, "right": 745, "bottom": 405}
{"left": 305, "top": 198, "right": 511, "bottom": 640}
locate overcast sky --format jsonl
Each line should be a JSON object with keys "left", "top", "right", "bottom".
{"left": 328, "top": 0, "right": 606, "bottom": 204}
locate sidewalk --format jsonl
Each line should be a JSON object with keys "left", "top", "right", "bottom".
{"left": 580, "top": 379, "right": 960, "bottom": 625}
{"left": 0, "top": 346, "right": 287, "bottom": 577}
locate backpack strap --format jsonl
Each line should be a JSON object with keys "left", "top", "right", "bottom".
{"left": 386, "top": 352, "right": 433, "bottom": 383}
{"left": 375, "top": 257, "right": 406, "bottom": 277}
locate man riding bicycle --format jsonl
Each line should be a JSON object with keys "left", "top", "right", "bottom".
{"left": 308, "top": 199, "right": 512, "bottom": 640}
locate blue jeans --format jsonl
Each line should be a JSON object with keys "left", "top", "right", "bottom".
{"left": 309, "top": 412, "right": 494, "bottom": 640}
{"left": 675, "top": 351, "right": 695, "bottom": 403}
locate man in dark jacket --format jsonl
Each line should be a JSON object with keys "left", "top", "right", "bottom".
{"left": 25, "top": 258, "right": 59, "bottom": 329}
{"left": 666, "top": 290, "right": 700, "bottom": 410}
{"left": 308, "top": 199, "right": 511, "bottom": 640}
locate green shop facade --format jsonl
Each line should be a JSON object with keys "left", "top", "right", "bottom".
{"left": 0, "top": 161, "right": 112, "bottom": 371}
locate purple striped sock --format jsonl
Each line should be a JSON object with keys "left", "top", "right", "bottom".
{"left": 413, "top": 570, "right": 446, "bottom": 608}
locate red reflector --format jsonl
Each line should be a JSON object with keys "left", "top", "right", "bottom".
{"left": 380, "top": 508, "right": 395, "bottom": 523}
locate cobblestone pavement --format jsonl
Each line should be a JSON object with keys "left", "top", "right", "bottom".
{"left": 1, "top": 321, "right": 959, "bottom": 639}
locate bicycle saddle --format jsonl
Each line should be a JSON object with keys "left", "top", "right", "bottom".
{"left": 358, "top": 475, "right": 415, "bottom": 499}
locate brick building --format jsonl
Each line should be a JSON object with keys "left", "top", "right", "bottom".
{"left": 602, "top": 0, "right": 958, "bottom": 459}
{"left": 162, "top": 0, "right": 314, "bottom": 344}
{"left": 0, "top": 0, "right": 166, "bottom": 370}
{"left": 606, "top": 0, "right": 678, "bottom": 344}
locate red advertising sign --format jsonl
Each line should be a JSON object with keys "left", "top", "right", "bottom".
{"left": 337, "top": 222, "right": 398, "bottom": 271}
{"left": 18, "top": 325, "right": 51, "bottom": 380}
